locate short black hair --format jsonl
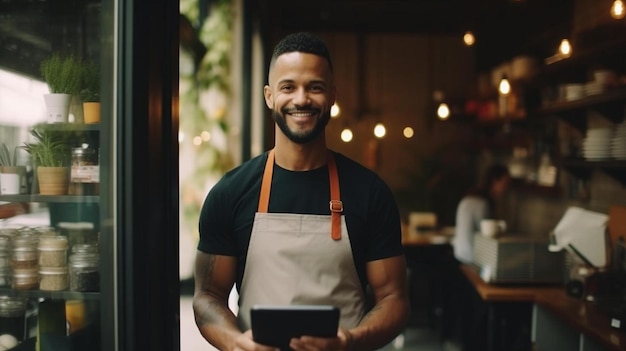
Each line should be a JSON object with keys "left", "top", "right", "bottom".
{"left": 270, "top": 32, "right": 333, "bottom": 73}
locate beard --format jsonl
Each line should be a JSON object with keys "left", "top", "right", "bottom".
{"left": 272, "top": 108, "right": 330, "bottom": 144}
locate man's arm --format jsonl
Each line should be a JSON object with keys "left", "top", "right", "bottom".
{"left": 192, "top": 251, "right": 242, "bottom": 350}
{"left": 349, "top": 255, "right": 410, "bottom": 350}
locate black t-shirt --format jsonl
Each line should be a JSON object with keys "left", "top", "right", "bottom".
{"left": 197, "top": 150, "right": 404, "bottom": 292}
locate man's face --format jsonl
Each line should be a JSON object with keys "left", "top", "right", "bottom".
{"left": 264, "top": 52, "right": 336, "bottom": 144}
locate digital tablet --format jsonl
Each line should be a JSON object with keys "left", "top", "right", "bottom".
{"left": 250, "top": 304, "right": 340, "bottom": 350}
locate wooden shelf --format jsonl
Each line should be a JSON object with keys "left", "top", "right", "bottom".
{"left": 0, "top": 288, "right": 100, "bottom": 301}
{"left": 0, "top": 194, "right": 99, "bottom": 203}
{"left": 560, "top": 158, "right": 626, "bottom": 185}
{"left": 535, "top": 88, "right": 626, "bottom": 131}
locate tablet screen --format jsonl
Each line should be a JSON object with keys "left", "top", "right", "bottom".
{"left": 250, "top": 304, "right": 340, "bottom": 350}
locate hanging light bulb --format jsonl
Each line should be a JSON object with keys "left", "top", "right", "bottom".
{"left": 498, "top": 77, "right": 511, "bottom": 96}
{"left": 403, "top": 127, "right": 414, "bottom": 139}
{"left": 558, "top": 39, "right": 572, "bottom": 57}
{"left": 437, "top": 102, "right": 450, "bottom": 120}
{"left": 330, "top": 103, "right": 341, "bottom": 118}
{"left": 373, "top": 123, "right": 386, "bottom": 138}
{"left": 340, "top": 128, "right": 353, "bottom": 142}
{"left": 612, "top": 0, "right": 626, "bottom": 19}
{"left": 463, "top": 31, "right": 475, "bottom": 46}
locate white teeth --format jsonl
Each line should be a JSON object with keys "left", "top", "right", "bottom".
{"left": 291, "top": 112, "right": 313, "bottom": 117}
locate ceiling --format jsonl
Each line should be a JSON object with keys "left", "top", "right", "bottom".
{"left": 0, "top": 0, "right": 576, "bottom": 79}
{"left": 255, "top": 0, "right": 576, "bottom": 71}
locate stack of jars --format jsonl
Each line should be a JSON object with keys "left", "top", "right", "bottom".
{"left": 37, "top": 235, "right": 69, "bottom": 291}
{"left": 10, "top": 233, "right": 40, "bottom": 290}
{"left": 0, "top": 235, "right": 11, "bottom": 287}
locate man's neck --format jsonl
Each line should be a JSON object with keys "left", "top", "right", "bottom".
{"left": 273, "top": 137, "right": 328, "bottom": 171}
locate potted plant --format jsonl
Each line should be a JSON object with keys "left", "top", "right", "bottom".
{"left": 20, "top": 126, "right": 71, "bottom": 195}
{"left": 40, "top": 54, "right": 82, "bottom": 124}
{"left": 80, "top": 60, "right": 101, "bottom": 124}
{"left": 0, "top": 143, "right": 27, "bottom": 194}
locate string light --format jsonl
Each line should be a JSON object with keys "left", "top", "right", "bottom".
{"left": 558, "top": 39, "right": 572, "bottom": 57}
{"left": 498, "top": 77, "right": 511, "bottom": 96}
{"left": 340, "top": 128, "right": 353, "bottom": 142}
{"left": 373, "top": 123, "right": 386, "bottom": 138}
{"left": 463, "top": 31, "right": 475, "bottom": 46}
{"left": 331, "top": 103, "right": 341, "bottom": 118}
{"left": 403, "top": 127, "right": 414, "bottom": 138}
{"left": 437, "top": 103, "right": 450, "bottom": 120}
{"left": 611, "top": 0, "right": 625, "bottom": 19}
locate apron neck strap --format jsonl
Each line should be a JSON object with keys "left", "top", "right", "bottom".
{"left": 258, "top": 149, "right": 343, "bottom": 240}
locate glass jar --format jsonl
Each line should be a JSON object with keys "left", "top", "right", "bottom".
{"left": 0, "top": 235, "right": 11, "bottom": 270}
{"left": 39, "top": 266, "right": 69, "bottom": 291}
{"left": 38, "top": 235, "right": 69, "bottom": 267}
{"left": 0, "top": 296, "right": 26, "bottom": 341}
{"left": 70, "top": 147, "right": 99, "bottom": 195}
{"left": 58, "top": 222, "right": 98, "bottom": 252}
{"left": 10, "top": 236, "right": 38, "bottom": 270}
{"left": 11, "top": 267, "right": 38, "bottom": 290}
{"left": 69, "top": 252, "right": 99, "bottom": 292}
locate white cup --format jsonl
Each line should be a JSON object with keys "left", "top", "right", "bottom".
{"left": 480, "top": 219, "right": 506, "bottom": 238}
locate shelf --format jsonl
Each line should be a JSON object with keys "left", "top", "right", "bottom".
{"left": 534, "top": 88, "right": 626, "bottom": 131}
{"left": 0, "top": 194, "right": 99, "bottom": 203}
{"left": 0, "top": 288, "right": 100, "bottom": 301}
{"left": 34, "top": 123, "right": 101, "bottom": 132}
{"left": 560, "top": 157, "right": 626, "bottom": 185}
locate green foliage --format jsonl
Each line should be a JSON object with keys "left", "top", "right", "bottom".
{"left": 20, "top": 126, "right": 71, "bottom": 167}
{"left": 40, "top": 54, "right": 83, "bottom": 95}
{"left": 80, "top": 60, "right": 100, "bottom": 102}
{"left": 0, "top": 143, "right": 18, "bottom": 167}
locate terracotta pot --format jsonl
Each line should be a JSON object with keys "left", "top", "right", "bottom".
{"left": 37, "top": 166, "right": 69, "bottom": 195}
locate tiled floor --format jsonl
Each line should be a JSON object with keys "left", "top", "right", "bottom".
{"left": 180, "top": 296, "right": 443, "bottom": 351}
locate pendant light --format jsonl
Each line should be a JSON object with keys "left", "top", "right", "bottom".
{"left": 611, "top": 0, "right": 625, "bottom": 19}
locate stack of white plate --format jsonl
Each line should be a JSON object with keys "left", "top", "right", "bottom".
{"left": 611, "top": 122, "right": 626, "bottom": 160}
{"left": 582, "top": 128, "right": 612, "bottom": 160}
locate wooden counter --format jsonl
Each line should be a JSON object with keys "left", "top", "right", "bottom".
{"left": 460, "top": 264, "right": 562, "bottom": 302}
{"left": 534, "top": 290, "right": 626, "bottom": 351}
{"left": 461, "top": 264, "right": 626, "bottom": 351}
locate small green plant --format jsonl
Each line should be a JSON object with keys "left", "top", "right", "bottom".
{"left": 0, "top": 143, "right": 18, "bottom": 167}
{"left": 20, "top": 126, "right": 71, "bottom": 167}
{"left": 80, "top": 60, "right": 100, "bottom": 102}
{"left": 40, "top": 54, "right": 83, "bottom": 95}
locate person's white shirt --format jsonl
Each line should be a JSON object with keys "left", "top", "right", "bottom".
{"left": 452, "top": 195, "right": 489, "bottom": 264}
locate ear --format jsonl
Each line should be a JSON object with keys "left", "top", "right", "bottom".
{"left": 263, "top": 85, "right": 273, "bottom": 109}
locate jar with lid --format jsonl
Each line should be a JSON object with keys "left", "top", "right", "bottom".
{"left": 10, "top": 236, "right": 38, "bottom": 270}
{"left": 69, "top": 252, "right": 99, "bottom": 292}
{"left": 11, "top": 267, "right": 38, "bottom": 290}
{"left": 70, "top": 147, "right": 99, "bottom": 195}
{"left": 38, "top": 235, "right": 68, "bottom": 267}
{"left": 58, "top": 222, "right": 98, "bottom": 251}
{"left": 0, "top": 296, "right": 26, "bottom": 341}
{"left": 39, "top": 266, "right": 69, "bottom": 291}
{"left": 0, "top": 235, "right": 11, "bottom": 270}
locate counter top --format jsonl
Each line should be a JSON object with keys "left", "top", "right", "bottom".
{"left": 402, "top": 227, "right": 454, "bottom": 246}
{"left": 460, "top": 264, "right": 562, "bottom": 302}
{"left": 461, "top": 264, "right": 626, "bottom": 351}
{"left": 535, "top": 290, "right": 626, "bottom": 351}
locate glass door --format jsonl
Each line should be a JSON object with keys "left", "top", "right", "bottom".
{"left": 0, "top": 0, "right": 180, "bottom": 350}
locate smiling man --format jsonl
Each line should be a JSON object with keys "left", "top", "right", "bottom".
{"left": 193, "top": 32, "right": 410, "bottom": 351}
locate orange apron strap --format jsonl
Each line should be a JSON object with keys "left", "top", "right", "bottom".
{"left": 258, "top": 149, "right": 275, "bottom": 213}
{"left": 327, "top": 151, "right": 343, "bottom": 240}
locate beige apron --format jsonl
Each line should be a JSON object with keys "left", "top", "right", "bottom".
{"left": 238, "top": 149, "right": 365, "bottom": 331}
